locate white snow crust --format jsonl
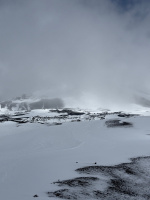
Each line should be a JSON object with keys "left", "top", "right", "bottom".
{"left": 0, "top": 108, "right": 150, "bottom": 199}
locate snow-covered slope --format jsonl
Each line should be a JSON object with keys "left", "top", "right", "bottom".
{"left": 0, "top": 107, "right": 150, "bottom": 199}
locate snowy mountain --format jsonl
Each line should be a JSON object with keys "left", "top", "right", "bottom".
{"left": 0, "top": 95, "right": 64, "bottom": 111}
{"left": 1, "top": 98, "right": 150, "bottom": 199}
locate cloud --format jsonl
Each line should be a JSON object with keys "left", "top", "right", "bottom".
{"left": 0, "top": 0, "right": 150, "bottom": 109}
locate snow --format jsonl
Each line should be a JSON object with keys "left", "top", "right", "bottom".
{"left": 0, "top": 109, "right": 150, "bottom": 199}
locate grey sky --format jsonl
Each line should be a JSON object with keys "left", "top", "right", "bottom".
{"left": 0, "top": 0, "right": 150, "bottom": 108}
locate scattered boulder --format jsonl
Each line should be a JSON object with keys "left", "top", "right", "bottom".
{"left": 33, "top": 194, "right": 38, "bottom": 197}
{"left": 118, "top": 113, "right": 138, "bottom": 118}
{"left": 105, "top": 119, "right": 133, "bottom": 128}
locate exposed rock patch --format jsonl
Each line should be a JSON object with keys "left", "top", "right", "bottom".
{"left": 105, "top": 119, "right": 133, "bottom": 128}
{"left": 49, "top": 156, "right": 150, "bottom": 199}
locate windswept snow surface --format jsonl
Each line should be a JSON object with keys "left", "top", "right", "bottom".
{"left": 0, "top": 108, "right": 150, "bottom": 199}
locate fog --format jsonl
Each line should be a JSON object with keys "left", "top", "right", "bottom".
{"left": 0, "top": 0, "right": 150, "bottom": 109}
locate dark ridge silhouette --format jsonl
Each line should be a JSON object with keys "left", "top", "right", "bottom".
{"left": 30, "top": 98, "right": 64, "bottom": 110}
{"left": 0, "top": 98, "right": 64, "bottom": 111}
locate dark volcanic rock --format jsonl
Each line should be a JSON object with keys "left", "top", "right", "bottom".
{"left": 118, "top": 113, "right": 138, "bottom": 118}
{"left": 0, "top": 115, "right": 9, "bottom": 122}
{"left": 105, "top": 119, "right": 133, "bottom": 127}
{"left": 49, "top": 156, "right": 150, "bottom": 199}
{"left": 33, "top": 194, "right": 39, "bottom": 198}
{"left": 54, "top": 177, "right": 99, "bottom": 187}
{"left": 50, "top": 109, "right": 84, "bottom": 115}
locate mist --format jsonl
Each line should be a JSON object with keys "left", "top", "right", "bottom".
{"left": 0, "top": 0, "right": 150, "bottom": 109}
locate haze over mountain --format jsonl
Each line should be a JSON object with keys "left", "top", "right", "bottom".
{"left": 1, "top": 2, "right": 150, "bottom": 199}
{"left": 0, "top": 0, "right": 150, "bottom": 109}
